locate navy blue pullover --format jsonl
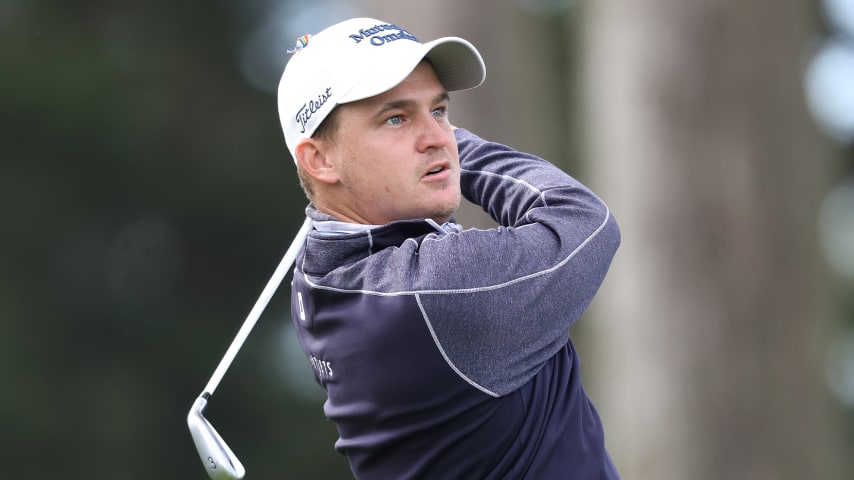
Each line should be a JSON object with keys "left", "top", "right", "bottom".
{"left": 290, "top": 129, "right": 621, "bottom": 479}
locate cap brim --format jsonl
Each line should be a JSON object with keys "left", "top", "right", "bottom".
{"left": 338, "top": 36, "right": 485, "bottom": 105}
{"left": 423, "top": 37, "right": 486, "bottom": 92}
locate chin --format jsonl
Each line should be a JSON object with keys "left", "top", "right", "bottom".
{"left": 429, "top": 203, "right": 459, "bottom": 224}
{"left": 429, "top": 215, "right": 453, "bottom": 224}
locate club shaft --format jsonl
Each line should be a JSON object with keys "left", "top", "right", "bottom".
{"left": 202, "top": 216, "right": 313, "bottom": 395}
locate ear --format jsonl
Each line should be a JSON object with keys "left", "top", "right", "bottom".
{"left": 294, "top": 139, "right": 339, "bottom": 185}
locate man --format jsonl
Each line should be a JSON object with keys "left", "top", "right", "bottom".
{"left": 278, "top": 17, "right": 621, "bottom": 479}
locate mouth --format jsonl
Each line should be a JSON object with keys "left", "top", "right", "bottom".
{"left": 424, "top": 161, "right": 451, "bottom": 178}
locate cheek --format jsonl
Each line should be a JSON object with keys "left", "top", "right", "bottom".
{"left": 338, "top": 146, "right": 390, "bottom": 194}
{"left": 335, "top": 129, "right": 412, "bottom": 195}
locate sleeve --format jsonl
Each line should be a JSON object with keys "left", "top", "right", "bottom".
{"left": 406, "top": 129, "right": 621, "bottom": 396}
{"left": 455, "top": 128, "right": 605, "bottom": 229}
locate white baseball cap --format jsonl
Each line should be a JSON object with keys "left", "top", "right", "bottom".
{"left": 277, "top": 18, "right": 486, "bottom": 160}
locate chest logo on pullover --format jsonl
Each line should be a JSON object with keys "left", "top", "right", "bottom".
{"left": 298, "top": 292, "right": 307, "bottom": 323}
{"left": 309, "top": 355, "right": 334, "bottom": 380}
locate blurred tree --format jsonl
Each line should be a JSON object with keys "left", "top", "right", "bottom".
{"left": 580, "top": 0, "right": 845, "bottom": 478}
{"left": 0, "top": 1, "right": 350, "bottom": 478}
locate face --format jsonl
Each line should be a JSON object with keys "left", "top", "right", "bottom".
{"left": 316, "top": 61, "right": 461, "bottom": 225}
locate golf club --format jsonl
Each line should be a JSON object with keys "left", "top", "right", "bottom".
{"left": 188, "top": 216, "right": 313, "bottom": 479}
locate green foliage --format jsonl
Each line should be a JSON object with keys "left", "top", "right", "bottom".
{"left": 0, "top": 1, "right": 350, "bottom": 478}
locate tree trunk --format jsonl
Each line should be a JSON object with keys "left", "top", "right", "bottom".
{"left": 580, "top": 0, "right": 841, "bottom": 478}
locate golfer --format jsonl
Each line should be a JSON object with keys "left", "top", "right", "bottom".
{"left": 279, "top": 17, "right": 621, "bottom": 479}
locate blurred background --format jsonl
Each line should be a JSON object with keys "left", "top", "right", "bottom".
{"left": 1, "top": 0, "right": 853, "bottom": 478}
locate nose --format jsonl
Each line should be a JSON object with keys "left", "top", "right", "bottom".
{"left": 415, "top": 113, "right": 451, "bottom": 153}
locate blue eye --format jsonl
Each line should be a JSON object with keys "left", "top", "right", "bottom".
{"left": 386, "top": 115, "right": 403, "bottom": 125}
{"left": 432, "top": 107, "right": 447, "bottom": 117}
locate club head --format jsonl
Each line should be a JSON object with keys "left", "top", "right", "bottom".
{"left": 188, "top": 395, "right": 246, "bottom": 479}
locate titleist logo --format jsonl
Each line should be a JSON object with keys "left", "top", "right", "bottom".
{"left": 295, "top": 86, "right": 332, "bottom": 134}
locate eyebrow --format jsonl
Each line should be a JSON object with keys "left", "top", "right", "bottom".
{"left": 373, "top": 91, "right": 450, "bottom": 120}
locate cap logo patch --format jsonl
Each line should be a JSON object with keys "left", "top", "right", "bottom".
{"left": 286, "top": 34, "right": 312, "bottom": 54}
{"left": 348, "top": 23, "right": 419, "bottom": 46}
{"left": 295, "top": 86, "right": 333, "bottom": 134}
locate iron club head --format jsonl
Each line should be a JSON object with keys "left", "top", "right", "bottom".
{"left": 186, "top": 216, "right": 313, "bottom": 478}
{"left": 188, "top": 394, "right": 246, "bottom": 480}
